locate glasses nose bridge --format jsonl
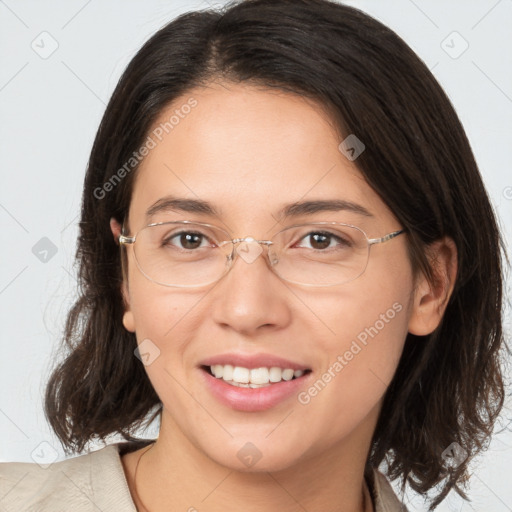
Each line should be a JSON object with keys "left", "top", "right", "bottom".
{"left": 231, "top": 236, "right": 272, "bottom": 245}
{"left": 225, "top": 236, "right": 276, "bottom": 268}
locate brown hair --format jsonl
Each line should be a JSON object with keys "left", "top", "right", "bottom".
{"left": 44, "top": 0, "right": 507, "bottom": 508}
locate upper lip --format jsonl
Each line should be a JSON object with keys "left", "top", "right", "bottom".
{"left": 199, "top": 353, "right": 311, "bottom": 371}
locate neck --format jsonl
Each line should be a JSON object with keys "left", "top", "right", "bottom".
{"left": 127, "top": 409, "right": 376, "bottom": 512}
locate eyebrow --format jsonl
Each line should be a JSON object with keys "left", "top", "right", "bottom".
{"left": 145, "top": 195, "right": 373, "bottom": 221}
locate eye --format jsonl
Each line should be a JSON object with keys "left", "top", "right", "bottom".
{"left": 294, "top": 230, "right": 352, "bottom": 251}
{"left": 163, "top": 230, "right": 214, "bottom": 250}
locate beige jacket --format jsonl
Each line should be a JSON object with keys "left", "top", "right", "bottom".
{"left": 0, "top": 442, "right": 408, "bottom": 511}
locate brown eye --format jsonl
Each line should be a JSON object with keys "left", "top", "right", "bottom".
{"left": 296, "top": 231, "right": 352, "bottom": 251}
{"left": 163, "top": 231, "right": 210, "bottom": 250}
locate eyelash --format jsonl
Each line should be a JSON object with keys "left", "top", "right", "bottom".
{"left": 162, "top": 230, "right": 351, "bottom": 251}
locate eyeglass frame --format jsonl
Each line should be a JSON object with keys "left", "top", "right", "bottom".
{"left": 118, "top": 220, "right": 405, "bottom": 288}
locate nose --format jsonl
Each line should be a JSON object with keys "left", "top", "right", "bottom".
{"left": 210, "top": 238, "right": 292, "bottom": 335}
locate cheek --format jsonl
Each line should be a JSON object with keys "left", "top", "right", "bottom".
{"left": 128, "top": 256, "right": 186, "bottom": 332}
{"left": 127, "top": 284, "right": 207, "bottom": 414}
{"left": 127, "top": 268, "right": 205, "bottom": 365}
{"left": 320, "top": 288, "right": 408, "bottom": 381}
{"left": 293, "top": 270, "right": 412, "bottom": 425}
{"left": 293, "top": 311, "right": 407, "bottom": 459}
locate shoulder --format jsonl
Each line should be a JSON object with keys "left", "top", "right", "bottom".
{"left": 370, "top": 468, "right": 409, "bottom": 512}
{"left": 0, "top": 442, "right": 140, "bottom": 512}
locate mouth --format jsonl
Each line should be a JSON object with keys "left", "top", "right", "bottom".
{"left": 200, "top": 364, "right": 313, "bottom": 388}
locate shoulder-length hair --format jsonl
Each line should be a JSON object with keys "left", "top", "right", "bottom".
{"left": 44, "top": 0, "right": 507, "bottom": 508}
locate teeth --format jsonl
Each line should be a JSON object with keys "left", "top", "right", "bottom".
{"left": 211, "top": 365, "right": 223, "bottom": 378}
{"left": 210, "top": 365, "right": 307, "bottom": 386}
{"left": 269, "top": 367, "right": 282, "bottom": 383}
{"left": 223, "top": 365, "right": 233, "bottom": 380}
{"left": 282, "top": 369, "right": 294, "bottom": 381}
{"left": 250, "top": 367, "right": 269, "bottom": 384}
{"left": 232, "top": 366, "right": 249, "bottom": 383}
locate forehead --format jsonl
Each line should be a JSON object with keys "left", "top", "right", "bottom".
{"left": 127, "top": 82, "right": 393, "bottom": 232}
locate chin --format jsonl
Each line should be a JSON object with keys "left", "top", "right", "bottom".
{"left": 202, "top": 441, "right": 306, "bottom": 474}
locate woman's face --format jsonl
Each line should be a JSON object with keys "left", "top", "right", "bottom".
{"left": 113, "top": 82, "right": 422, "bottom": 471}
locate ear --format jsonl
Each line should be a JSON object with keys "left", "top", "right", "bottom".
{"left": 110, "top": 217, "right": 136, "bottom": 333}
{"left": 408, "top": 237, "right": 458, "bottom": 336}
{"left": 110, "top": 216, "right": 122, "bottom": 245}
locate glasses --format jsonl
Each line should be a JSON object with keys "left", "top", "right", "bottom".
{"left": 118, "top": 220, "right": 404, "bottom": 288}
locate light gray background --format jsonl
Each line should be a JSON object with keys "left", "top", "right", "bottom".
{"left": 1, "top": 1, "right": 511, "bottom": 510}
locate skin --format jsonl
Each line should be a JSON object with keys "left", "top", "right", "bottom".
{"left": 110, "top": 81, "right": 457, "bottom": 512}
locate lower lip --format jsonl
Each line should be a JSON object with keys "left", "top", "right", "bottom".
{"left": 199, "top": 367, "right": 313, "bottom": 412}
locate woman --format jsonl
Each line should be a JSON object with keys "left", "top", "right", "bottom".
{"left": 0, "top": 0, "right": 506, "bottom": 510}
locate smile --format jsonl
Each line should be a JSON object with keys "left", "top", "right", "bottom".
{"left": 199, "top": 365, "right": 313, "bottom": 411}
{"left": 204, "top": 364, "right": 311, "bottom": 387}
